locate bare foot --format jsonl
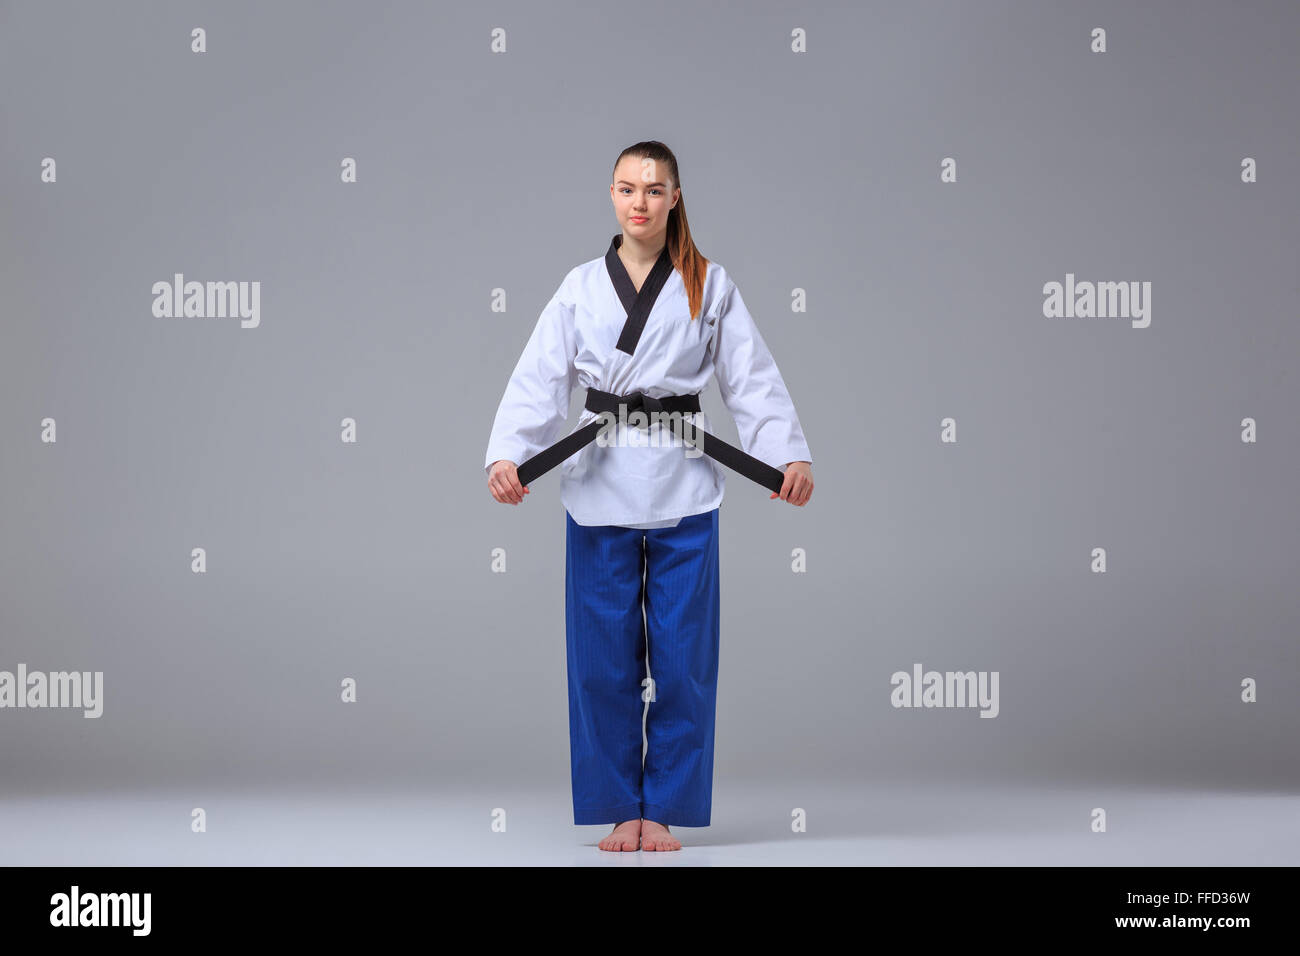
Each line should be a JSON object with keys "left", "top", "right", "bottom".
{"left": 598, "top": 819, "right": 641, "bottom": 851}
{"left": 640, "top": 819, "right": 681, "bottom": 851}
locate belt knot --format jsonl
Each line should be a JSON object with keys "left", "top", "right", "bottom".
{"left": 624, "top": 391, "right": 664, "bottom": 416}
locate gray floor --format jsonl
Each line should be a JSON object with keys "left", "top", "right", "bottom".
{"left": 3, "top": 778, "right": 1296, "bottom": 866}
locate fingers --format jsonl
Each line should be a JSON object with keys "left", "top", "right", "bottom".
{"left": 508, "top": 470, "right": 527, "bottom": 500}
{"left": 488, "top": 462, "right": 529, "bottom": 504}
{"left": 792, "top": 476, "right": 812, "bottom": 505}
{"left": 773, "top": 473, "right": 813, "bottom": 506}
{"left": 492, "top": 478, "right": 523, "bottom": 504}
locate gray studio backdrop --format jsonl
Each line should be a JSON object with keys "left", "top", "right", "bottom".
{"left": 1, "top": 0, "right": 1297, "bottom": 795}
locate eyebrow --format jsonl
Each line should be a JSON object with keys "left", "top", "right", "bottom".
{"left": 616, "top": 180, "right": 667, "bottom": 188}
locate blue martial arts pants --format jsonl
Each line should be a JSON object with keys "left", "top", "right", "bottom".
{"left": 565, "top": 507, "right": 721, "bottom": 827}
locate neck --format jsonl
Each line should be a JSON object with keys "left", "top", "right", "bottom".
{"left": 619, "top": 231, "right": 666, "bottom": 267}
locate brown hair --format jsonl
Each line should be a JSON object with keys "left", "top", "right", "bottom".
{"left": 612, "top": 140, "right": 710, "bottom": 320}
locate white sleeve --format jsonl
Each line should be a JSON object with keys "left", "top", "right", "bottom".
{"left": 710, "top": 276, "right": 812, "bottom": 470}
{"left": 484, "top": 277, "right": 578, "bottom": 474}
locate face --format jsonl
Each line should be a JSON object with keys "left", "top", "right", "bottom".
{"left": 610, "top": 155, "right": 679, "bottom": 241}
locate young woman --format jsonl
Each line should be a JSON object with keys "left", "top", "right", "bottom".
{"left": 484, "top": 141, "right": 813, "bottom": 851}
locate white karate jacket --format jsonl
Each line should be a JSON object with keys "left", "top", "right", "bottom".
{"left": 484, "top": 237, "right": 812, "bottom": 528}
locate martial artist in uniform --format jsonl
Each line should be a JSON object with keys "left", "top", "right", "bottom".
{"left": 485, "top": 144, "right": 813, "bottom": 850}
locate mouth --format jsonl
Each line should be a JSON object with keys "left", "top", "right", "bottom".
{"left": 629, "top": 217, "right": 648, "bottom": 223}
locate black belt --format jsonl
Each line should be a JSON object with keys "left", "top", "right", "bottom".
{"left": 514, "top": 387, "right": 787, "bottom": 494}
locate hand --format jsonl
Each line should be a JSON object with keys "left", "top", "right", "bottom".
{"left": 488, "top": 460, "right": 530, "bottom": 505}
{"left": 771, "top": 461, "right": 813, "bottom": 506}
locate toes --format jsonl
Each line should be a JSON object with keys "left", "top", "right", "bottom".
{"left": 598, "top": 822, "right": 653, "bottom": 851}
